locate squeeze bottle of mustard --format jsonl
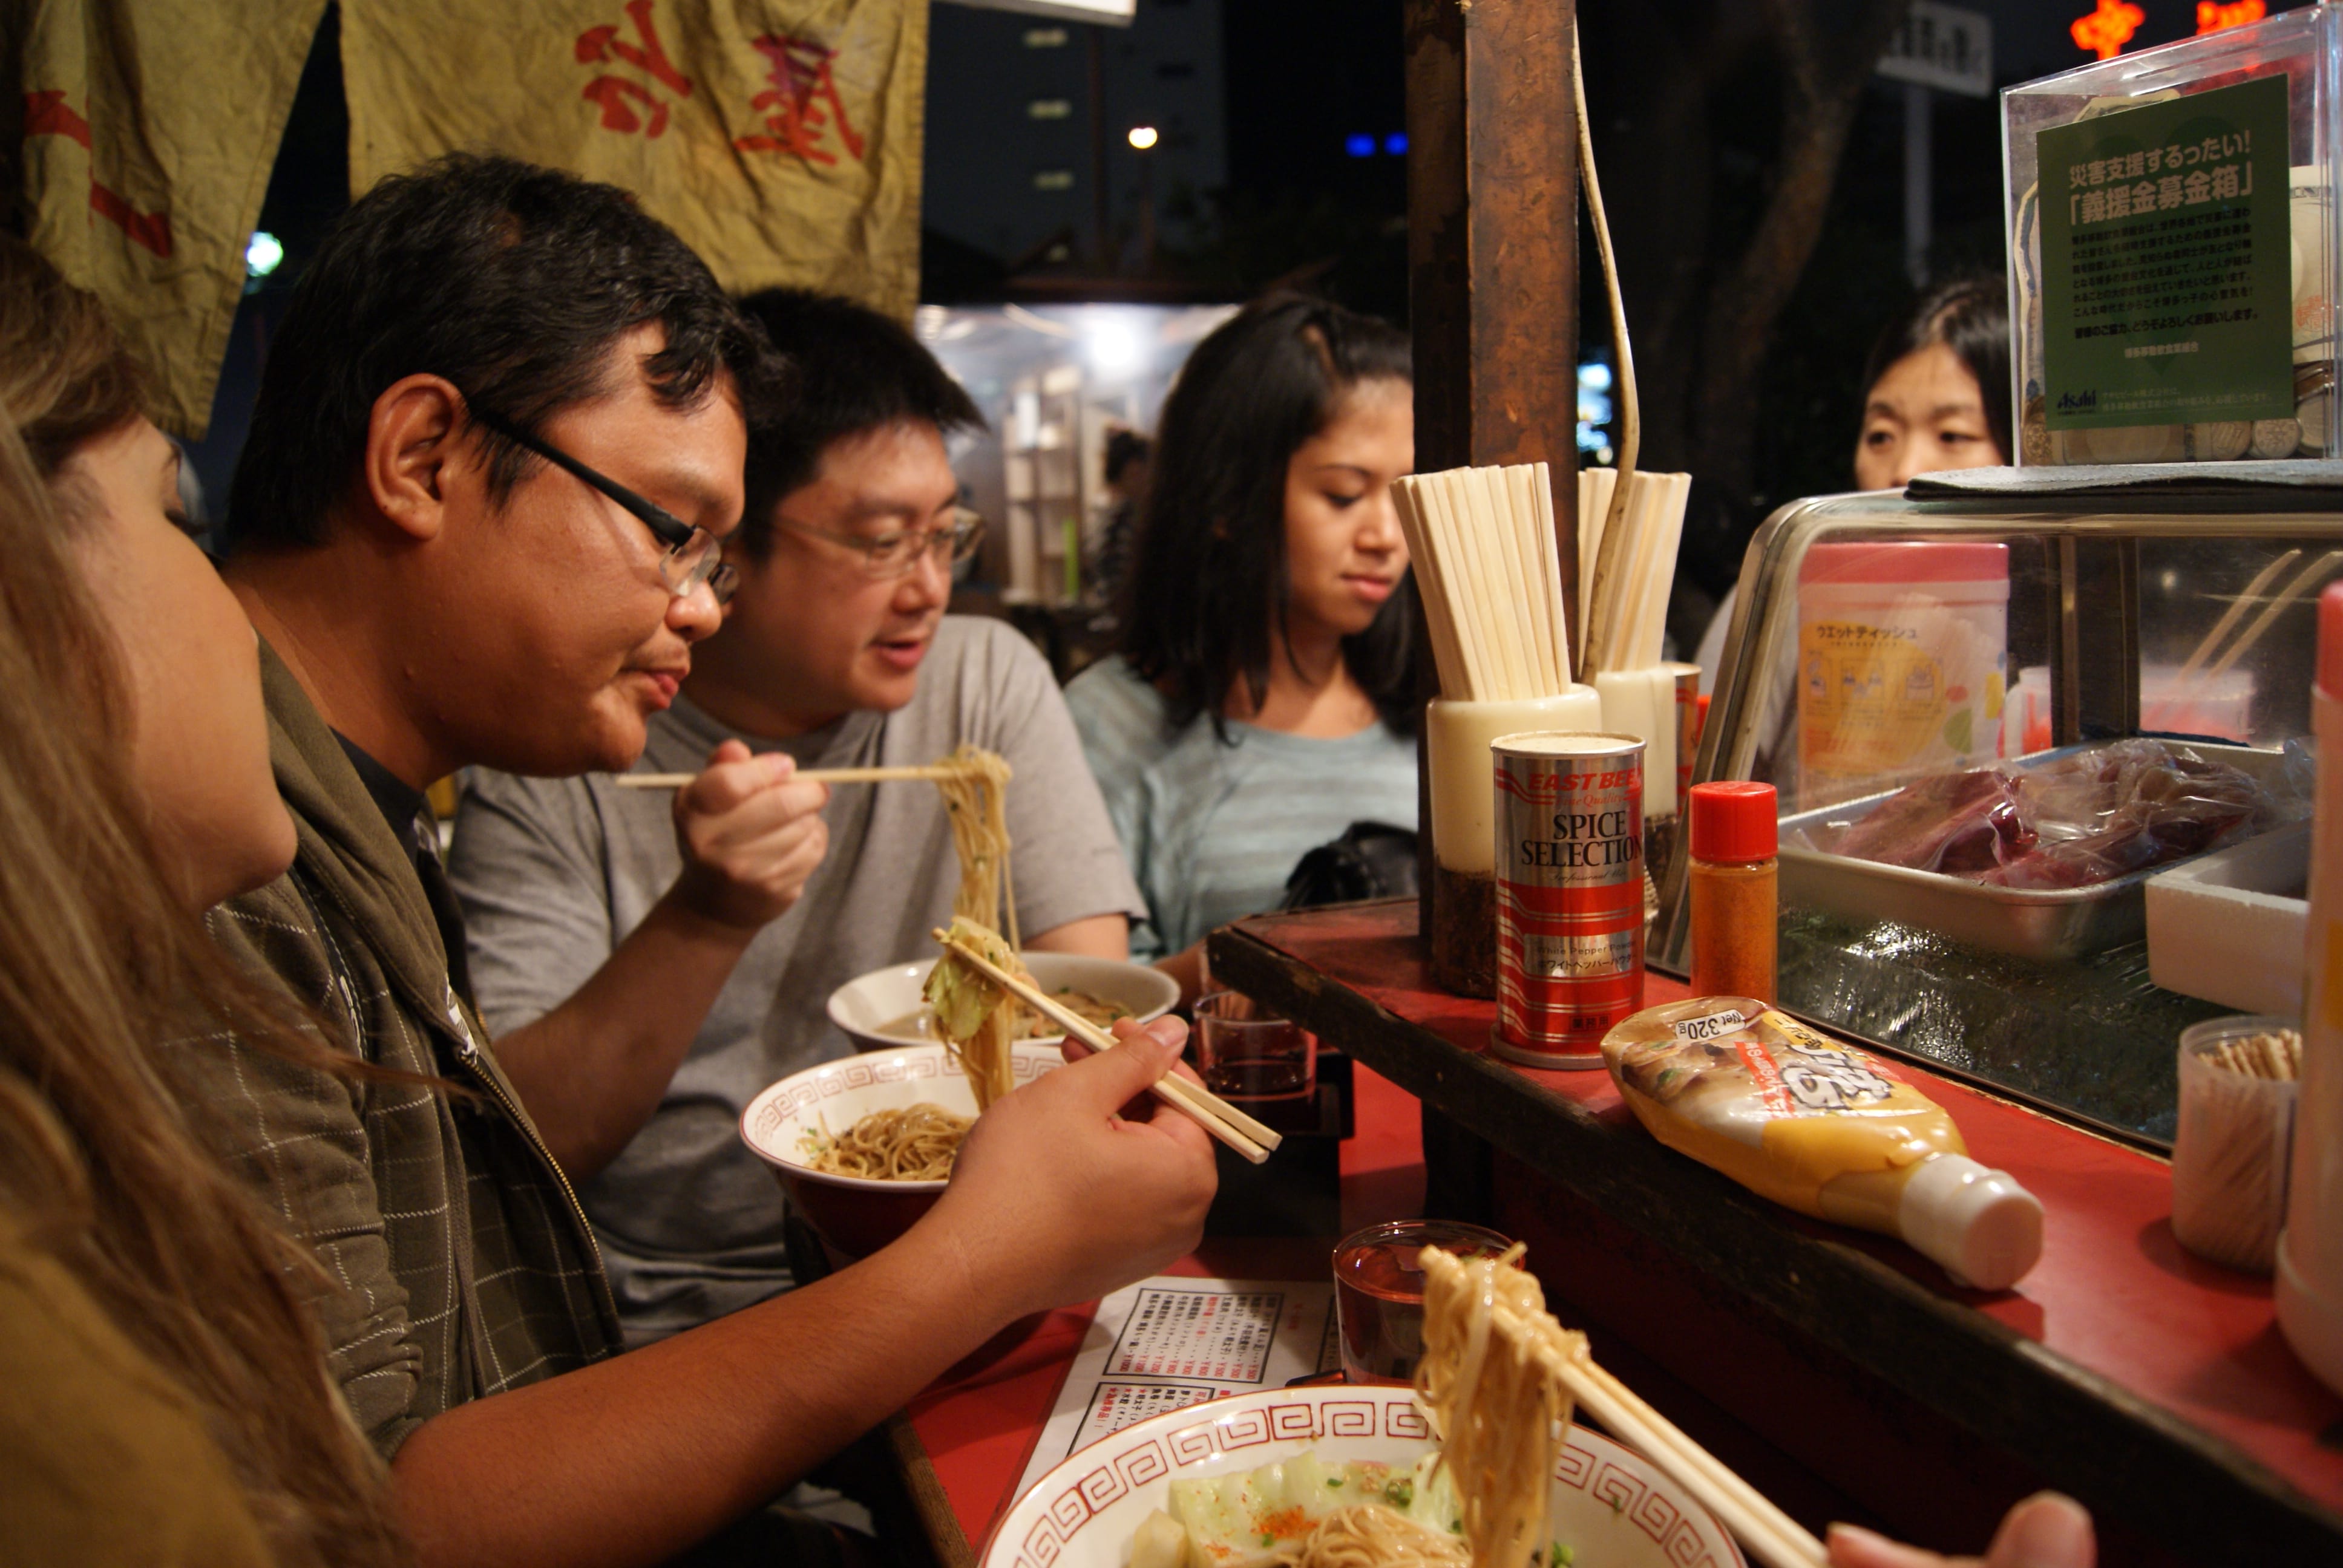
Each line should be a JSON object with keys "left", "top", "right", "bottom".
{"left": 1687, "top": 782, "right": 1778, "bottom": 1003}
{"left": 1602, "top": 998, "right": 2042, "bottom": 1290}
{"left": 2278, "top": 583, "right": 2343, "bottom": 1396}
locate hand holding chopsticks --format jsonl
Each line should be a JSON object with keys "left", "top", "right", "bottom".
{"left": 929, "top": 926, "right": 1281, "bottom": 1165}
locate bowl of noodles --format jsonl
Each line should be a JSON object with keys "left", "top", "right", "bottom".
{"left": 739, "top": 1042, "right": 1068, "bottom": 1261}
{"left": 827, "top": 952, "right": 1178, "bottom": 1054}
{"left": 980, "top": 1383, "right": 1744, "bottom": 1568}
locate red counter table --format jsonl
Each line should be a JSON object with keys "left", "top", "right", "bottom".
{"left": 888, "top": 1063, "right": 1429, "bottom": 1565}
{"left": 1199, "top": 901, "right": 2343, "bottom": 1568}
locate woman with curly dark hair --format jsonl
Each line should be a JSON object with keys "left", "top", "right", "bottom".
{"left": 1066, "top": 293, "right": 1420, "bottom": 993}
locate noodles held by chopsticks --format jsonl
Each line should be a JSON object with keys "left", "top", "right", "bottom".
{"left": 804, "top": 1103, "right": 971, "bottom": 1180}
{"left": 1277, "top": 1506, "right": 1470, "bottom": 1568}
{"left": 923, "top": 916, "right": 1026, "bottom": 1111}
{"left": 935, "top": 744, "right": 1018, "bottom": 949}
{"left": 1415, "top": 1244, "right": 1586, "bottom": 1568}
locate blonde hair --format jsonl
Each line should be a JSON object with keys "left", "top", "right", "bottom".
{"left": 0, "top": 237, "right": 407, "bottom": 1566}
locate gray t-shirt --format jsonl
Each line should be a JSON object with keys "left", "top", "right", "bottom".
{"left": 448, "top": 616, "right": 1143, "bottom": 1343}
{"left": 1063, "top": 656, "right": 1419, "bottom": 959}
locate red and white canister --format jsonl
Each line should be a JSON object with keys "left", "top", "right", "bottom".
{"left": 1491, "top": 731, "right": 1647, "bottom": 1068}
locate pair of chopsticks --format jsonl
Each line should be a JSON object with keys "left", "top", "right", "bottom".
{"left": 1559, "top": 1353, "right": 1826, "bottom": 1568}
{"left": 616, "top": 764, "right": 960, "bottom": 789}
{"left": 2171, "top": 549, "right": 2343, "bottom": 691}
{"left": 929, "top": 926, "right": 1281, "bottom": 1165}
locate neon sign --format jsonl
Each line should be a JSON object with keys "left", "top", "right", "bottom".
{"left": 2072, "top": 0, "right": 2145, "bottom": 60}
{"left": 2197, "top": 1, "right": 2266, "bottom": 33}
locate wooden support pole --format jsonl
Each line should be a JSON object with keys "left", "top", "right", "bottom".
{"left": 1406, "top": 0, "right": 1584, "bottom": 981}
{"left": 1405, "top": 0, "right": 1581, "bottom": 612}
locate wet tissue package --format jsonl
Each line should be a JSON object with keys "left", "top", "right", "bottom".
{"left": 1601, "top": 999, "right": 2043, "bottom": 1290}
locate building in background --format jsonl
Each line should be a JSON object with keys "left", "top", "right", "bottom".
{"left": 925, "top": 0, "right": 1224, "bottom": 273}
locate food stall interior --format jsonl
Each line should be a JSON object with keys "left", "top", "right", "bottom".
{"left": 1658, "top": 482, "right": 2343, "bottom": 1147}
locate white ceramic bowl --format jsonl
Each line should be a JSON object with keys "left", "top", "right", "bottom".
{"left": 982, "top": 1383, "right": 1746, "bottom": 1568}
{"left": 739, "top": 1042, "right": 1066, "bottom": 1260}
{"left": 827, "top": 952, "right": 1178, "bottom": 1054}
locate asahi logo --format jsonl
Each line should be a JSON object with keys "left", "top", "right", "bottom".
{"left": 2055, "top": 388, "right": 2099, "bottom": 411}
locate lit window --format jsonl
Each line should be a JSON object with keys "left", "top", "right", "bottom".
{"left": 1028, "top": 99, "right": 1073, "bottom": 120}
{"left": 1034, "top": 169, "right": 1075, "bottom": 191}
{"left": 1024, "top": 27, "right": 1067, "bottom": 46}
{"left": 1344, "top": 133, "right": 1375, "bottom": 158}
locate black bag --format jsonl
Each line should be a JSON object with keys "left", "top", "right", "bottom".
{"left": 1278, "top": 820, "right": 1420, "bottom": 910}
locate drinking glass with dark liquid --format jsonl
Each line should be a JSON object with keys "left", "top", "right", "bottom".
{"left": 1332, "top": 1219, "right": 1514, "bottom": 1385}
{"left": 1194, "top": 991, "right": 1316, "bottom": 1100}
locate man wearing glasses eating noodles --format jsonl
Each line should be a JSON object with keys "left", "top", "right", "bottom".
{"left": 186, "top": 155, "right": 1214, "bottom": 1568}
{"left": 449, "top": 287, "right": 1147, "bottom": 1350}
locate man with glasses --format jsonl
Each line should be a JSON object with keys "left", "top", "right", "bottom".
{"left": 451, "top": 287, "right": 1148, "bottom": 1348}
{"left": 189, "top": 156, "right": 1213, "bottom": 1568}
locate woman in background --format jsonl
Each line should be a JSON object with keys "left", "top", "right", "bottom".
{"left": 0, "top": 238, "right": 404, "bottom": 1565}
{"left": 1696, "top": 275, "right": 2011, "bottom": 693}
{"left": 1064, "top": 294, "right": 1419, "bottom": 995}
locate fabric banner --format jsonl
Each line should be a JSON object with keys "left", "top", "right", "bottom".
{"left": 20, "top": 0, "right": 328, "bottom": 437}
{"left": 341, "top": 0, "right": 925, "bottom": 321}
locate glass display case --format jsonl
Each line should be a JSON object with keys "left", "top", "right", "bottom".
{"left": 1653, "top": 475, "right": 2343, "bottom": 1145}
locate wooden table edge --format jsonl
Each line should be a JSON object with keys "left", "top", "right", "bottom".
{"left": 1208, "top": 915, "right": 2343, "bottom": 1568}
{"left": 885, "top": 1411, "right": 977, "bottom": 1568}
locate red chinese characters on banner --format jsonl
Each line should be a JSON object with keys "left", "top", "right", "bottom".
{"left": 21, "top": 90, "right": 172, "bottom": 257}
{"left": 576, "top": 0, "right": 692, "bottom": 139}
{"left": 734, "top": 35, "right": 865, "bottom": 166}
{"left": 2197, "top": 0, "right": 2266, "bottom": 33}
{"left": 2072, "top": 0, "right": 2145, "bottom": 60}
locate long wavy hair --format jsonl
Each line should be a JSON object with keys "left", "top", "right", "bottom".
{"left": 1119, "top": 292, "right": 1420, "bottom": 738}
{"left": 0, "top": 238, "right": 407, "bottom": 1566}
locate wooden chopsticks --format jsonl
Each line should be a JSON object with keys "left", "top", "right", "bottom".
{"left": 615, "top": 765, "right": 961, "bottom": 789}
{"left": 929, "top": 927, "right": 1281, "bottom": 1165}
{"left": 1561, "top": 1353, "right": 1826, "bottom": 1568}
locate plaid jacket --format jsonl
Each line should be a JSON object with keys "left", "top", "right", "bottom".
{"left": 191, "top": 644, "right": 620, "bottom": 1455}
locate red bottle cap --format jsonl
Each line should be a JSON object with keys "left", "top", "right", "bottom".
{"left": 1689, "top": 781, "right": 1778, "bottom": 862}
{"left": 2323, "top": 581, "right": 2343, "bottom": 701}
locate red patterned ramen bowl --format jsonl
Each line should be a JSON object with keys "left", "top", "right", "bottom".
{"left": 741, "top": 1043, "right": 1066, "bottom": 1262}
{"left": 980, "top": 1382, "right": 1746, "bottom": 1568}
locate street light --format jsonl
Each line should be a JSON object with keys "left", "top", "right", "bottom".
{"left": 1127, "top": 125, "right": 1158, "bottom": 150}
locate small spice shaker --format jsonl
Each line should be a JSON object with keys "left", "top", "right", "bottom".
{"left": 2173, "top": 1016, "right": 2302, "bottom": 1274}
{"left": 1686, "top": 781, "right": 1778, "bottom": 1003}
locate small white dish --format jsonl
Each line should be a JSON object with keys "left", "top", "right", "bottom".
{"left": 827, "top": 952, "right": 1178, "bottom": 1054}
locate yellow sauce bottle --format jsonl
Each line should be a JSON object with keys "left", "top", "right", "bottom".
{"left": 1601, "top": 998, "right": 2042, "bottom": 1289}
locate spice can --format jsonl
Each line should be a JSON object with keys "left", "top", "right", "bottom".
{"left": 1491, "top": 732, "right": 1646, "bottom": 1069}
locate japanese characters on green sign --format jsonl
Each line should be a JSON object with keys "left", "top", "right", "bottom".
{"left": 2037, "top": 74, "right": 2292, "bottom": 431}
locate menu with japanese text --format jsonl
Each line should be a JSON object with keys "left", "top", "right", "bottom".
{"left": 1011, "top": 1275, "right": 1339, "bottom": 1502}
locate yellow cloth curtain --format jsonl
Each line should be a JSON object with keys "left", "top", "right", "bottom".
{"left": 340, "top": 0, "right": 926, "bottom": 319}
{"left": 20, "top": 0, "right": 328, "bottom": 437}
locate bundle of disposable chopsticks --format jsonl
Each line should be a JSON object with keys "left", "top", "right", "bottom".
{"left": 1576, "top": 467, "right": 1691, "bottom": 678}
{"left": 931, "top": 925, "right": 1282, "bottom": 1165}
{"left": 1421, "top": 1246, "right": 1827, "bottom": 1568}
{"left": 1391, "top": 463, "right": 1575, "bottom": 701}
{"left": 2204, "top": 1027, "right": 2303, "bottom": 1080}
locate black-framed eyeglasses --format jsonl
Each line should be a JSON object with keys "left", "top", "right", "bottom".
{"left": 465, "top": 403, "right": 738, "bottom": 606}
{"left": 774, "top": 508, "right": 988, "bottom": 581}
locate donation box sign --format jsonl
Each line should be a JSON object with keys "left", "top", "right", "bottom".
{"left": 2037, "top": 75, "right": 2293, "bottom": 431}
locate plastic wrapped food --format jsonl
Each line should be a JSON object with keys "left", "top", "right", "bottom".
{"left": 1804, "top": 739, "right": 2307, "bottom": 890}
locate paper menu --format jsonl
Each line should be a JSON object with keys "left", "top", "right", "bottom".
{"left": 1010, "top": 1275, "right": 1340, "bottom": 1504}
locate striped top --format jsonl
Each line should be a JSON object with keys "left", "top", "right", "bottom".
{"left": 1064, "top": 656, "right": 1419, "bottom": 959}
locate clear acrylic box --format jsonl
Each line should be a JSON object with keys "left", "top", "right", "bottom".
{"left": 2005, "top": 6, "right": 2342, "bottom": 465}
